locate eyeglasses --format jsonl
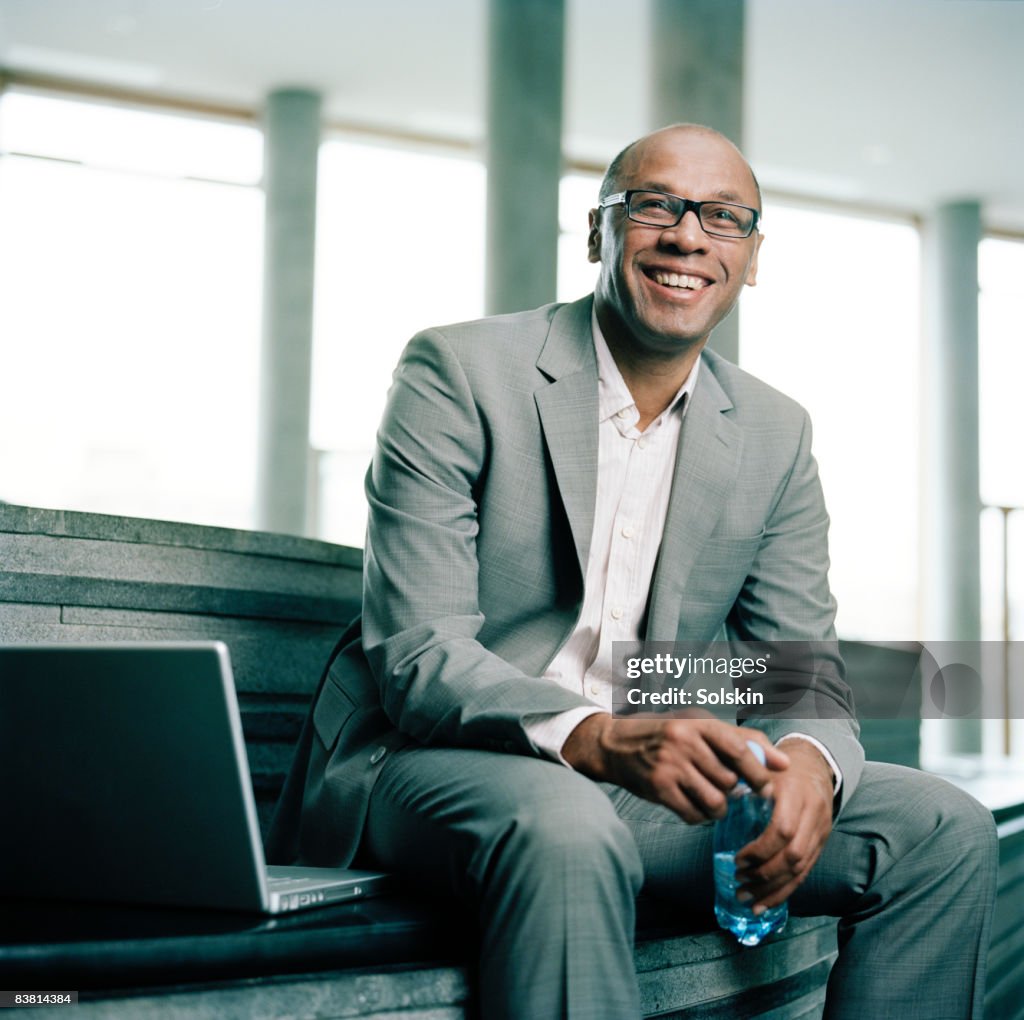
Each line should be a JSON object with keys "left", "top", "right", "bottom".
{"left": 598, "top": 189, "right": 760, "bottom": 239}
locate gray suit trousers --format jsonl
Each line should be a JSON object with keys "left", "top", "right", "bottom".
{"left": 359, "top": 748, "right": 997, "bottom": 1020}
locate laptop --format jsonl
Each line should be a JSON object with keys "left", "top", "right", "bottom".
{"left": 0, "top": 642, "right": 390, "bottom": 914}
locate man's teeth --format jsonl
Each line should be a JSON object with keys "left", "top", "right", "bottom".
{"left": 653, "top": 272, "right": 709, "bottom": 290}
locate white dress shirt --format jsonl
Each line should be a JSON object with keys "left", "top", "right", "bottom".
{"left": 523, "top": 311, "right": 841, "bottom": 793}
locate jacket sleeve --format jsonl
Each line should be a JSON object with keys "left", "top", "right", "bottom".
{"left": 360, "top": 328, "right": 595, "bottom": 754}
{"left": 726, "top": 409, "right": 865, "bottom": 812}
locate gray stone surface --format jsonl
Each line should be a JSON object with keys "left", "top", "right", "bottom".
{"left": 922, "top": 201, "right": 983, "bottom": 757}
{"left": 18, "top": 966, "right": 471, "bottom": 1020}
{"left": 650, "top": 0, "right": 745, "bottom": 365}
{"left": 922, "top": 201, "right": 982, "bottom": 645}
{"left": 0, "top": 502, "right": 359, "bottom": 565}
{"left": 15, "top": 924, "right": 838, "bottom": 1020}
{"left": 257, "top": 88, "right": 322, "bottom": 537}
{"left": 651, "top": 0, "right": 745, "bottom": 145}
{"left": 636, "top": 918, "right": 836, "bottom": 1016}
{"left": 485, "top": 0, "right": 564, "bottom": 316}
{"left": 0, "top": 505, "right": 361, "bottom": 625}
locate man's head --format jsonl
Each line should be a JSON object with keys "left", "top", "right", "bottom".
{"left": 588, "top": 123, "right": 763, "bottom": 361}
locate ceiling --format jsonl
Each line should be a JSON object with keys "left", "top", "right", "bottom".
{"left": 0, "top": 0, "right": 1022, "bottom": 230}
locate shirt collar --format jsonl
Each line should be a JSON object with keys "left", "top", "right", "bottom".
{"left": 591, "top": 306, "right": 701, "bottom": 426}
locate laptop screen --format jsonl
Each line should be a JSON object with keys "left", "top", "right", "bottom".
{"left": 0, "top": 643, "right": 270, "bottom": 911}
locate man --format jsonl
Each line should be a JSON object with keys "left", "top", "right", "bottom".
{"left": 271, "top": 124, "right": 997, "bottom": 1019}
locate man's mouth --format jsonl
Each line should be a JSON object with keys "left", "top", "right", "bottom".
{"left": 646, "top": 270, "right": 711, "bottom": 291}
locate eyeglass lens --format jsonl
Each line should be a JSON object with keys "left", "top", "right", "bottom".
{"left": 627, "top": 191, "right": 755, "bottom": 237}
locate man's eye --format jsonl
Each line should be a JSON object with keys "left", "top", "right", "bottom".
{"left": 707, "top": 206, "right": 741, "bottom": 224}
{"left": 634, "top": 196, "right": 676, "bottom": 214}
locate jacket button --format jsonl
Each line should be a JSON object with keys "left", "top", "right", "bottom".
{"left": 369, "top": 746, "right": 387, "bottom": 765}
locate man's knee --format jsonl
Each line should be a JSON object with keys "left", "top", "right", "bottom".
{"left": 475, "top": 772, "right": 644, "bottom": 896}
{"left": 889, "top": 766, "right": 996, "bottom": 860}
{"left": 801, "top": 762, "right": 997, "bottom": 916}
{"left": 847, "top": 762, "right": 998, "bottom": 887}
{"left": 927, "top": 774, "right": 998, "bottom": 874}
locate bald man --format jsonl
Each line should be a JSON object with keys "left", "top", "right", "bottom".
{"left": 280, "top": 125, "right": 998, "bottom": 1019}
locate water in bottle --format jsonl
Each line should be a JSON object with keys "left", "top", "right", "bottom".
{"left": 713, "top": 739, "right": 788, "bottom": 947}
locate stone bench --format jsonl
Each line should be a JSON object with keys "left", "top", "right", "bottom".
{"left": 0, "top": 502, "right": 361, "bottom": 838}
{"left": 1, "top": 501, "right": 1018, "bottom": 1018}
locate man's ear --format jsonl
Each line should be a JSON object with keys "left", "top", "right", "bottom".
{"left": 587, "top": 209, "right": 601, "bottom": 264}
{"left": 744, "top": 231, "right": 764, "bottom": 287}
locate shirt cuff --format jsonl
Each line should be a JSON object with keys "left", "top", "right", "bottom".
{"left": 523, "top": 707, "right": 608, "bottom": 766}
{"left": 775, "top": 732, "right": 843, "bottom": 798}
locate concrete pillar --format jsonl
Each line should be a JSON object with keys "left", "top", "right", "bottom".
{"left": 921, "top": 200, "right": 982, "bottom": 754}
{"left": 650, "top": 0, "right": 746, "bottom": 363}
{"left": 256, "top": 89, "right": 321, "bottom": 536}
{"left": 485, "top": 0, "right": 565, "bottom": 315}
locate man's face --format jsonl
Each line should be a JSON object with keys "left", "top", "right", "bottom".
{"left": 588, "top": 128, "right": 763, "bottom": 358}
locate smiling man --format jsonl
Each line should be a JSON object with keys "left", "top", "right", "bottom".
{"left": 590, "top": 126, "right": 763, "bottom": 385}
{"left": 275, "top": 124, "right": 998, "bottom": 1019}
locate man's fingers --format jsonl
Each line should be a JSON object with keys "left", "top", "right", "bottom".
{"left": 737, "top": 815, "right": 822, "bottom": 904}
{"left": 663, "top": 719, "right": 743, "bottom": 789}
{"left": 748, "top": 829, "right": 824, "bottom": 908}
{"left": 595, "top": 717, "right": 795, "bottom": 825}
{"left": 648, "top": 755, "right": 731, "bottom": 821}
{"left": 735, "top": 808, "right": 794, "bottom": 870}
{"left": 654, "top": 781, "right": 719, "bottom": 825}
{"left": 732, "top": 735, "right": 789, "bottom": 794}
{"left": 749, "top": 870, "right": 809, "bottom": 911}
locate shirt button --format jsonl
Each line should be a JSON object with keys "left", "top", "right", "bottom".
{"left": 588, "top": 684, "right": 600, "bottom": 696}
{"left": 610, "top": 607, "right": 624, "bottom": 620}
{"left": 636, "top": 437, "right": 648, "bottom": 450}
{"left": 616, "top": 409, "right": 629, "bottom": 419}
{"left": 621, "top": 524, "right": 635, "bottom": 539}
{"left": 369, "top": 746, "right": 387, "bottom": 765}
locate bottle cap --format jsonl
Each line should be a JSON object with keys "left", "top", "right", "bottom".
{"left": 746, "top": 739, "right": 766, "bottom": 766}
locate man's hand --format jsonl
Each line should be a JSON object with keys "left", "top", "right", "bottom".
{"left": 735, "top": 739, "right": 835, "bottom": 912}
{"left": 562, "top": 712, "right": 789, "bottom": 824}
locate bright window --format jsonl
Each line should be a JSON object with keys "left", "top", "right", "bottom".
{"left": 311, "top": 138, "right": 485, "bottom": 546}
{"left": 979, "top": 237, "right": 1024, "bottom": 646}
{"left": 0, "top": 91, "right": 263, "bottom": 529}
{"left": 558, "top": 172, "right": 601, "bottom": 303}
{"left": 740, "top": 202, "right": 921, "bottom": 641}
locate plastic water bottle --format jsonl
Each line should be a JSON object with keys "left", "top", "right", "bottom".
{"left": 713, "top": 739, "right": 788, "bottom": 946}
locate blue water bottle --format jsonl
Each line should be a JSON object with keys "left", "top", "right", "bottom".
{"left": 713, "top": 738, "right": 788, "bottom": 946}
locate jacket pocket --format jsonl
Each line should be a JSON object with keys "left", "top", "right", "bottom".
{"left": 313, "top": 677, "right": 356, "bottom": 751}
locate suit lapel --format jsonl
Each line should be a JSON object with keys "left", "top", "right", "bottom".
{"left": 534, "top": 297, "right": 599, "bottom": 575}
{"left": 646, "top": 361, "right": 743, "bottom": 639}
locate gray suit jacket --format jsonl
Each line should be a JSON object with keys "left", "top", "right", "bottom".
{"left": 268, "top": 294, "right": 864, "bottom": 869}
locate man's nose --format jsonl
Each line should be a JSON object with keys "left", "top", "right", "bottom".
{"left": 659, "top": 209, "right": 708, "bottom": 251}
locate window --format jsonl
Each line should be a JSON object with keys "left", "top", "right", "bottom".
{"left": 311, "top": 138, "right": 485, "bottom": 546}
{"left": 980, "top": 238, "right": 1024, "bottom": 639}
{"left": 558, "top": 172, "right": 601, "bottom": 303}
{"left": 979, "top": 238, "right": 1024, "bottom": 758}
{"left": 740, "top": 202, "right": 921, "bottom": 641}
{"left": 0, "top": 90, "right": 263, "bottom": 529}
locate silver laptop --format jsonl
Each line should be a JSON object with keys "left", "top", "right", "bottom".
{"left": 0, "top": 642, "right": 390, "bottom": 914}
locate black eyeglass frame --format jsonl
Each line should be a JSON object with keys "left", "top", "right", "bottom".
{"left": 598, "top": 189, "right": 761, "bottom": 239}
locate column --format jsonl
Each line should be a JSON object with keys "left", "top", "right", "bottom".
{"left": 256, "top": 88, "right": 321, "bottom": 536}
{"left": 921, "top": 200, "right": 982, "bottom": 754}
{"left": 650, "top": 0, "right": 746, "bottom": 363}
{"left": 485, "top": 0, "right": 565, "bottom": 315}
